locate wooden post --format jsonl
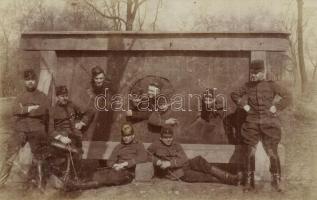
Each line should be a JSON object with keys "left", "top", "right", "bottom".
{"left": 38, "top": 51, "right": 57, "bottom": 104}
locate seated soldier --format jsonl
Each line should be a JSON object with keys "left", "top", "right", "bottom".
{"left": 65, "top": 123, "right": 148, "bottom": 191}
{"left": 49, "top": 86, "right": 90, "bottom": 179}
{"left": 147, "top": 127, "right": 242, "bottom": 185}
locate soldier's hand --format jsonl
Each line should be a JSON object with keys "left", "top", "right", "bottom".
{"left": 165, "top": 118, "right": 178, "bottom": 125}
{"left": 75, "top": 121, "right": 85, "bottom": 130}
{"left": 113, "top": 163, "right": 121, "bottom": 171}
{"left": 243, "top": 105, "right": 251, "bottom": 112}
{"left": 27, "top": 105, "right": 40, "bottom": 112}
{"left": 269, "top": 105, "right": 277, "bottom": 114}
{"left": 126, "top": 110, "right": 133, "bottom": 116}
{"left": 60, "top": 136, "right": 71, "bottom": 144}
{"left": 160, "top": 161, "right": 171, "bottom": 169}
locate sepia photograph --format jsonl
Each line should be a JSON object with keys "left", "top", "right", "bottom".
{"left": 0, "top": 0, "right": 316, "bottom": 199}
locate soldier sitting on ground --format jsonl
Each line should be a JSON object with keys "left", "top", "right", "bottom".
{"left": 147, "top": 127, "right": 242, "bottom": 185}
{"left": 64, "top": 123, "right": 148, "bottom": 191}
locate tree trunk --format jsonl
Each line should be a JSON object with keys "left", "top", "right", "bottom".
{"left": 297, "top": 0, "right": 308, "bottom": 94}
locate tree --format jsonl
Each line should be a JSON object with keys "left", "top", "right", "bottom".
{"left": 297, "top": 0, "right": 308, "bottom": 94}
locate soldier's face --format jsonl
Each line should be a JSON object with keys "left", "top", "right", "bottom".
{"left": 148, "top": 85, "right": 160, "bottom": 98}
{"left": 122, "top": 134, "right": 135, "bottom": 144}
{"left": 94, "top": 73, "right": 105, "bottom": 87}
{"left": 160, "top": 136, "right": 173, "bottom": 146}
{"left": 250, "top": 71, "right": 265, "bottom": 82}
{"left": 204, "top": 96, "right": 215, "bottom": 108}
{"left": 57, "top": 94, "right": 69, "bottom": 105}
{"left": 24, "top": 79, "right": 36, "bottom": 90}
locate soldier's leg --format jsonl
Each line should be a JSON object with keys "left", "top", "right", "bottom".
{"left": 27, "top": 131, "right": 50, "bottom": 192}
{"left": 181, "top": 168, "right": 219, "bottom": 183}
{"left": 65, "top": 168, "right": 133, "bottom": 191}
{"left": 261, "top": 124, "right": 282, "bottom": 192}
{"left": 241, "top": 122, "right": 260, "bottom": 191}
{"left": 187, "top": 156, "right": 241, "bottom": 185}
{"left": 0, "top": 132, "right": 26, "bottom": 186}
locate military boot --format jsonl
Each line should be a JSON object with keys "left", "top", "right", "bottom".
{"left": 209, "top": 166, "right": 242, "bottom": 185}
{"left": 64, "top": 179, "right": 100, "bottom": 191}
{"left": 271, "top": 173, "right": 282, "bottom": 192}
{"left": 243, "top": 171, "right": 255, "bottom": 192}
{"left": 35, "top": 162, "right": 46, "bottom": 193}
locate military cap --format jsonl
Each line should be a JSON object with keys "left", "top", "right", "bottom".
{"left": 121, "top": 123, "right": 134, "bottom": 136}
{"left": 161, "top": 126, "right": 174, "bottom": 138}
{"left": 23, "top": 69, "right": 36, "bottom": 80}
{"left": 250, "top": 60, "right": 265, "bottom": 73}
{"left": 56, "top": 85, "right": 68, "bottom": 96}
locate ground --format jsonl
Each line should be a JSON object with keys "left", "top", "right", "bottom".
{"left": 0, "top": 86, "right": 316, "bottom": 200}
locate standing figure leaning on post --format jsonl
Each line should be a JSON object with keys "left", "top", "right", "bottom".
{"left": 147, "top": 127, "right": 241, "bottom": 185}
{"left": 231, "top": 60, "right": 292, "bottom": 192}
{"left": 0, "top": 69, "right": 50, "bottom": 192}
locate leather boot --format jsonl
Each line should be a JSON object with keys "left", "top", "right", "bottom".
{"left": 243, "top": 171, "right": 255, "bottom": 192}
{"left": 64, "top": 179, "right": 100, "bottom": 191}
{"left": 36, "top": 161, "right": 46, "bottom": 193}
{"left": 209, "top": 166, "right": 241, "bottom": 185}
{"left": 271, "top": 173, "right": 282, "bottom": 192}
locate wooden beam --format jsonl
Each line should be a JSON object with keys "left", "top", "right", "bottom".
{"left": 20, "top": 32, "right": 290, "bottom": 52}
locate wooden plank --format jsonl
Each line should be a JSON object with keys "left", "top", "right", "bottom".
{"left": 81, "top": 141, "right": 285, "bottom": 166}
{"left": 20, "top": 32, "right": 289, "bottom": 52}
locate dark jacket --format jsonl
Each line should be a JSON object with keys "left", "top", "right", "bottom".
{"left": 13, "top": 89, "right": 49, "bottom": 132}
{"left": 107, "top": 140, "right": 148, "bottom": 169}
{"left": 147, "top": 141, "right": 189, "bottom": 179}
{"left": 231, "top": 81, "right": 292, "bottom": 124}
{"left": 49, "top": 101, "right": 90, "bottom": 137}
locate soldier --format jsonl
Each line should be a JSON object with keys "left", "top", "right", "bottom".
{"left": 231, "top": 60, "right": 292, "bottom": 192}
{"left": 147, "top": 127, "right": 241, "bottom": 185}
{"left": 48, "top": 86, "right": 91, "bottom": 179}
{"left": 49, "top": 85, "right": 90, "bottom": 151}
{"left": 84, "top": 66, "right": 112, "bottom": 141}
{"left": 0, "top": 69, "right": 50, "bottom": 191}
{"left": 65, "top": 123, "right": 148, "bottom": 191}
{"left": 126, "top": 82, "right": 162, "bottom": 122}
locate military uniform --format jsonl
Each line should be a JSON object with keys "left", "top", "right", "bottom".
{"left": 65, "top": 124, "right": 148, "bottom": 191}
{"left": 0, "top": 70, "right": 50, "bottom": 189}
{"left": 147, "top": 128, "right": 240, "bottom": 185}
{"left": 231, "top": 60, "right": 292, "bottom": 191}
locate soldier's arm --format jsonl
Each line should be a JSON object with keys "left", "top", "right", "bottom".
{"left": 230, "top": 84, "right": 248, "bottom": 108}
{"left": 29, "top": 93, "right": 50, "bottom": 116}
{"left": 147, "top": 143, "right": 160, "bottom": 164}
{"left": 106, "top": 145, "right": 120, "bottom": 168}
{"left": 271, "top": 82, "right": 292, "bottom": 111}
{"left": 12, "top": 96, "right": 29, "bottom": 115}
{"left": 170, "top": 144, "right": 189, "bottom": 168}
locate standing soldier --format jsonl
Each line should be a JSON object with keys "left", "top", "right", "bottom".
{"left": 231, "top": 60, "right": 292, "bottom": 192}
{"left": 0, "top": 69, "right": 50, "bottom": 191}
{"left": 147, "top": 127, "right": 241, "bottom": 185}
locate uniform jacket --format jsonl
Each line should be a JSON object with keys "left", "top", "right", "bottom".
{"left": 107, "top": 140, "right": 148, "bottom": 169}
{"left": 49, "top": 101, "right": 90, "bottom": 137}
{"left": 12, "top": 89, "right": 49, "bottom": 132}
{"left": 231, "top": 81, "right": 292, "bottom": 124}
{"left": 147, "top": 140, "right": 189, "bottom": 179}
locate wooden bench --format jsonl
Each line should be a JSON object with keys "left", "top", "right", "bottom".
{"left": 82, "top": 141, "right": 285, "bottom": 181}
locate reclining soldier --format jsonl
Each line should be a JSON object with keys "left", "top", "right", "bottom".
{"left": 65, "top": 123, "right": 148, "bottom": 191}
{"left": 147, "top": 127, "right": 241, "bottom": 185}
